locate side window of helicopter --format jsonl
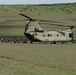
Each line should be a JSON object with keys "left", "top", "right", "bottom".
{"left": 57, "top": 34, "right": 59, "bottom": 37}
{"left": 32, "top": 34, "right": 34, "bottom": 37}
{"left": 35, "top": 28, "right": 38, "bottom": 31}
{"left": 43, "top": 34, "right": 45, "bottom": 37}
{"left": 48, "top": 34, "right": 52, "bottom": 37}
{"left": 35, "top": 33, "right": 37, "bottom": 36}
{"left": 35, "top": 28, "right": 37, "bottom": 31}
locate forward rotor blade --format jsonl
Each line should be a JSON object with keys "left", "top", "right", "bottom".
{"left": 0, "top": 21, "right": 6, "bottom": 24}
{"left": 37, "top": 19, "right": 65, "bottom": 23}
{"left": 40, "top": 22, "right": 66, "bottom": 27}
{"left": 41, "top": 22, "right": 76, "bottom": 29}
{"left": 5, "top": 19, "right": 27, "bottom": 22}
{"left": 19, "top": 14, "right": 65, "bottom": 23}
{"left": 19, "top": 14, "right": 33, "bottom": 21}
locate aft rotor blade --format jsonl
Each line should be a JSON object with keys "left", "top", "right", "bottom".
{"left": 67, "top": 26, "right": 76, "bottom": 29}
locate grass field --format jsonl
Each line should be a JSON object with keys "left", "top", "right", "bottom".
{"left": 0, "top": 43, "right": 76, "bottom": 75}
{"left": 0, "top": 3, "right": 76, "bottom": 75}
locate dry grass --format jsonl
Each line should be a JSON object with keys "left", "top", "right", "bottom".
{"left": 0, "top": 4, "right": 76, "bottom": 75}
{"left": 0, "top": 43, "right": 76, "bottom": 75}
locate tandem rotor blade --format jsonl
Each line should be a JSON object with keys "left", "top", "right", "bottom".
{"left": 5, "top": 19, "right": 27, "bottom": 22}
{"left": 19, "top": 14, "right": 34, "bottom": 21}
{"left": 19, "top": 14, "right": 66, "bottom": 23}
{"left": 40, "top": 22, "right": 76, "bottom": 29}
{"left": 19, "top": 14, "right": 76, "bottom": 28}
{"left": 40, "top": 22, "right": 66, "bottom": 27}
{"left": 36, "top": 19, "right": 65, "bottom": 23}
{"left": 0, "top": 21, "right": 6, "bottom": 24}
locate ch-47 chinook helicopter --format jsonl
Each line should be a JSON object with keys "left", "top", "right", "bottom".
{"left": 20, "top": 14, "right": 76, "bottom": 44}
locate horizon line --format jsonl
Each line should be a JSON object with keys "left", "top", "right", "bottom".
{"left": 0, "top": 2, "right": 76, "bottom": 5}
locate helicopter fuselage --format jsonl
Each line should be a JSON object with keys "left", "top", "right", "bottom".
{"left": 19, "top": 14, "right": 76, "bottom": 43}
{"left": 24, "top": 29, "right": 75, "bottom": 43}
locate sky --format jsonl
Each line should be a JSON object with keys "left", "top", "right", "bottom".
{"left": 0, "top": 0, "right": 76, "bottom": 4}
